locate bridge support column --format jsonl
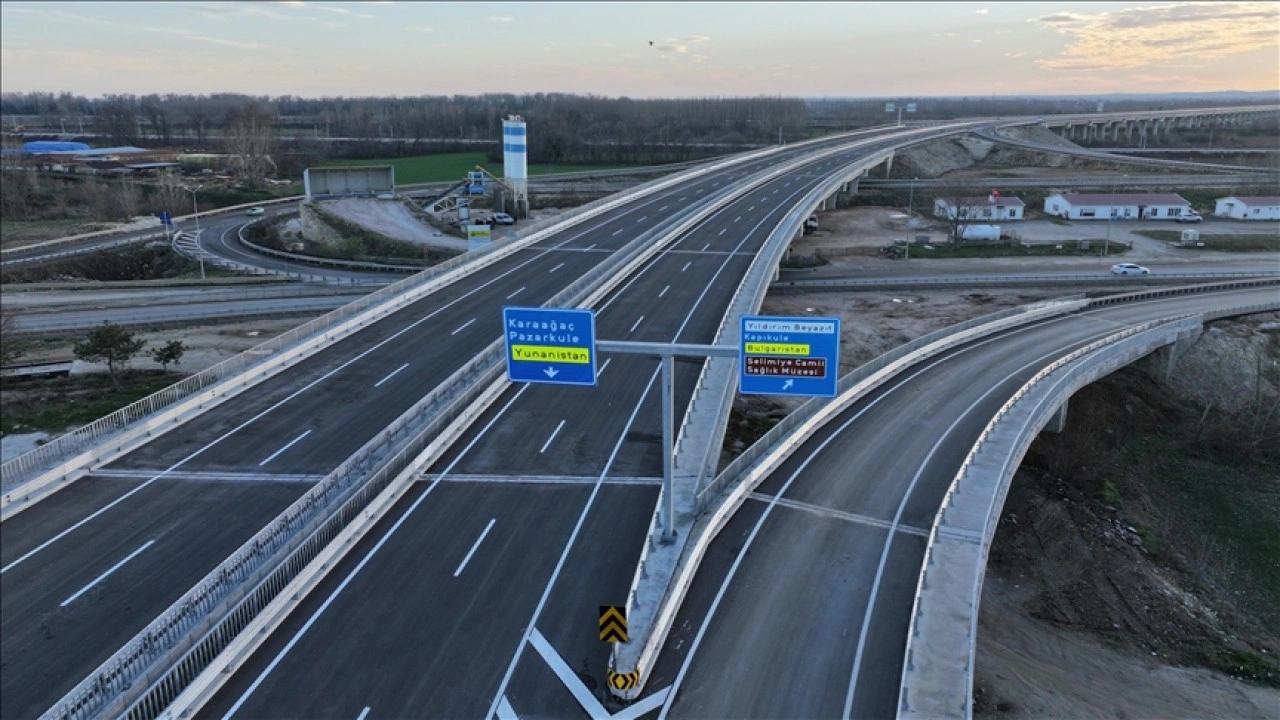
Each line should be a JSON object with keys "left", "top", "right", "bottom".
{"left": 847, "top": 177, "right": 860, "bottom": 194}
{"left": 824, "top": 194, "right": 837, "bottom": 211}
{"left": 1043, "top": 400, "right": 1069, "bottom": 434}
{"left": 882, "top": 153, "right": 895, "bottom": 178}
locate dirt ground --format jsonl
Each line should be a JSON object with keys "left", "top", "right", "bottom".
{"left": 8, "top": 192, "right": 1276, "bottom": 716}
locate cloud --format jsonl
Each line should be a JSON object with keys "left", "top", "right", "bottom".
{"left": 5, "top": 6, "right": 269, "bottom": 50}
{"left": 1004, "top": 52, "right": 1025, "bottom": 59}
{"left": 185, "top": 2, "right": 289, "bottom": 20}
{"left": 652, "top": 34, "right": 711, "bottom": 55}
{"left": 488, "top": 15, "right": 513, "bottom": 23}
{"left": 972, "top": 39, "right": 983, "bottom": 43}
{"left": 976, "top": 8, "right": 989, "bottom": 14}
{"left": 409, "top": 25, "right": 434, "bottom": 33}
{"left": 1033, "top": 2, "right": 1279, "bottom": 71}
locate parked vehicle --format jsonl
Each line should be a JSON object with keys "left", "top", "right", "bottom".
{"left": 492, "top": 212, "right": 515, "bottom": 225}
{"left": 245, "top": 207, "right": 265, "bottom": 217}
{"left": 1176, "top": 212, "right": 1203, "bottom": 223}
{"left": 1111, "top": 263, "right": 1150, "bottom": 276}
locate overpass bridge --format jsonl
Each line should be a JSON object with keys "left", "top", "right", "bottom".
{"left": 2, "top": 105, "right": 1277, "bottom": 720}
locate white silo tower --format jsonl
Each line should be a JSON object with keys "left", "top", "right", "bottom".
{"left": 502, "top": 115, "right": 529, "bottom": 218}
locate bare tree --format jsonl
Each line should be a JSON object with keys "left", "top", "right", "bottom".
{"left": 154, "top": 170, "right": 187, "bottom": 217}
{"left": 111, "top": 180, "right": 142, "bottom": 221}
{"left": 225, "top": 102, "right": 278, "bottom": 188}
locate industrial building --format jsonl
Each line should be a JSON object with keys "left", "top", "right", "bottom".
{"left": 1213, "top": 196, "right": 1280, "bottom": 220}
{"left": 1043, "top": 192, "right": 1193, "bottom": 220}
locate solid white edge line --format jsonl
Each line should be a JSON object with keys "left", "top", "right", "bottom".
{"left": 258, "top": 429, "right": 313, "bottom": 467}
{"left": 496, "top": 696, "right": 519, "bottom": 720}
{"left": 451, "top": 318, "right": 477, "bottom": 336}
{"left": 61, "top": 539, "right": 156, "bottom": 607}
{"left": 615, "top": 687, "right": 671, "bottom": 720}
{"left": 540, "top": 420, "right": 567, "bottom": 454}
{"left": 484, "top": 364, "right": 662, "bottom": 720}
{"left": 454, "top": 518, "right": 497, "bottom": 577}
{"left": 529, "top": 628, "right": 610, "bottom": 719}
{"left": 373, "top": 363, "right": 410, "bottom": 388}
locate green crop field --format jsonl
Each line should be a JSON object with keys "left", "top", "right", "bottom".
{"left": 318, "top": 152, "right": 631, "bottom": 185}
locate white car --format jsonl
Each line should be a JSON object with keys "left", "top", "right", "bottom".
{"left": 1111, "top": 263, "right": 1150, "bottom": 276}
{"left": 245, "top": 207, "right": 265, "bottom": 217}
{"left": 492, "top": 212, "right": 515, "bottom": 225}
{"left": 1175, "top": 213, "right": 1202, "bottom": 223}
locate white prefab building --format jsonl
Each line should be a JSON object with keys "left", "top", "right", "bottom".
{"left": 1213, "top": 196, "right": 1280, "bottom": 220}
{"left": 933, "top": 196, "right": 1025, "bottom": 221}
{"left": 1043, "top": 193, "right": 1192, "bottom": 220}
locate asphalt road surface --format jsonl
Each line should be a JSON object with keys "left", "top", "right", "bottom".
{"left": 3, "top": 123, "right": 970, "bottom": 718}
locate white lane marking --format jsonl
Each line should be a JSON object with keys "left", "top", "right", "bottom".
{"left": 454, "top": 518, "right": 496, "bottom": 577}
{"left": 221, "top": 387, "right": 533, "bottom": 720}
{"left": 615, "top": 689, "right": 671, "bottom": 720}
{"left": 678, "top": 196, "right": 686, "bottom": 201}
{"left": 506, "top": 286, "right": 526, "bottom": 300}
{"left": 586, "top": 244, "right": 596, "bottom": 251}
{"left": 681, "top": 261, "right": 691, "bottom": 272}
{"left": 597, "top": 358, "right": 612, "bottom": 378}
{"left": 496, "top": 697, "right": 518, "bottom": 720}
{"left": 612, "top": 228, "right": 624, "bottom": 236}
{"left": 356, "top": 708, "right": 371, "bottom": 720}
{"left": 659, "top": 205, "right": 668, "bottom": 212}
{"left": 658, "top": 315, "right": 1096, "bottom": 718}
{"left": 485, "top": 365, "right": 662, "bottom": 720}
{"left": 696, "top": 188, "right": 703, "bottom": 193}
{"left": 549, "top": 262, "right": 565, "bottom": 273}
{"left": 733, "top": 215, "right": 741, "bottom": 222}
{"left": 60, "top": 539, "right": 156, "bottom": 607}
{"left": 258, "top": 430, "right": 313, "bottom": 467}
{"left": 540, "top": 420, "right": 567, "bottom": 454}
{"left": 451, "top": 318, "right": 476, "bottom": 335}
{"left": 530, "top": 629, "right": 609, "bottom": 719}
{"left": 2, "top": 221, "right": 595, "bottom": 574}
{"left": 748, "top": 205, "right": 755, "bottom": 211}
{"left": 700, "top": 243, "right": 710, "bottom": 252}
{"left": 629, "top": 316, "right": 645, "bottom": 333}
{"left": 637, "top": 216, "right": 648, "bottom": 223}
{"left": 718, "top": 228, "right": 726, "bottom": 236}
{"left": 659, "top": 285, "right": 670, "bottom": 298}
{"left": 373, "top": 363, "right": 410, "bottom": 388}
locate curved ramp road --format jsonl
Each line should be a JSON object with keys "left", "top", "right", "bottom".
{"left": 188, "top": 129, "right": 986, "bottom": 720}
{"left": 643, "top": 286, "right": 1276, "bottom": 719}
{"left": 1, "top": 124, "right": 955, "bottom": 719}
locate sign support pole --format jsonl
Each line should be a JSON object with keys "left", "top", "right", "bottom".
{"left": 661, "top": 353, "right": 675, "bottom": 541}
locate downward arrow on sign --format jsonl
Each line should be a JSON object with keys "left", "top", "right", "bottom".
{"left": 543, "top": 367, "right": 559, "bottom": 378}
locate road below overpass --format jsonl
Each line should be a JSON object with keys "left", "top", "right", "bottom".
{"left": 2, "top": 123, "right": 972, "bottom": 719}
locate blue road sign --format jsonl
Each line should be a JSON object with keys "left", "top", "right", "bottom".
{"left": 739, "top": 315, "right": 840, "bottom": 397}
{"left": 503, "top": 306, "right": 598, "bottom": 387}
{"left": 159, "top": 211, "right": 172, "bottom": 226}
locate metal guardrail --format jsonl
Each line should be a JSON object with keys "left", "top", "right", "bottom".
{"left": 897, "top": 283, "right": 1280, "bottom": 719}
{"left": 236, "top": 223, "right": 423, "bottom": 273}
{"left": 38, "top": 136, "right": 845, "bottom": 720}
{"left": 1, "top": 141, "right": 798, "bottom": 498}
{"left": 773, "top": 271, "right": 1280, "bottom": 292}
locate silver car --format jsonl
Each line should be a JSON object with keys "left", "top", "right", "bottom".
{"left": 1110, "top": 263, "right": 1150, "bottom": 276}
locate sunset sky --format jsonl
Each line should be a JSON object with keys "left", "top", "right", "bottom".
{"left": 1, "top": 1, "right": 1277, "bottom": 98}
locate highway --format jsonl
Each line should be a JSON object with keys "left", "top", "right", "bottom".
{"left": 184, "top": 131, "right": 986, "bottom": 717}
{"left": 643, "top": 285, "right": 1278, "bottom": 718}
{"left": 1, "top": 124, "right": 966, "bottom": 719}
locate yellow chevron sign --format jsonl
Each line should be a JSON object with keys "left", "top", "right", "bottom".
{"left": 599, "top": 605, "right": 628, "bottom": 643}
{"left": 607, "top": 669, "right": 640, "bottom": 691}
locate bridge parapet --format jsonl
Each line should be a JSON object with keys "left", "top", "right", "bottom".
{"left": 897, "top": 280, "right": 1280, "bottom": 719}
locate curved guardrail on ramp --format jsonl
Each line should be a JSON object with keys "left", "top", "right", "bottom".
{"left": 896, "top": 291, "right": 1280, "bottom": 720}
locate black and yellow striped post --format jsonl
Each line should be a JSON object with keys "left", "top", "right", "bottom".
{"left": 599, "top": 605, "right": 628, "bottom": 643}
{"left": 607, "top": 669, "right": 640, "bottom": 691}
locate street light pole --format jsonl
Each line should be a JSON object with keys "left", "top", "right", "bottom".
{"left": 187, "top": 185, "right": 205, "bottom": 279}
{"left": 907, "top": 177, "right": 917, "bottom": 216}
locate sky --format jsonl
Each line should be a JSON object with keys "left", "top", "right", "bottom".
{"left": 1, "top": 1, "right": 1277, "bottom": 99}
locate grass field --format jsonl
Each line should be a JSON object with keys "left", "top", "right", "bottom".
{"left": 1133, "top": 230, "right": 1280, "bottom": 253}
{"left": 0, "top": 219, "right": 115, "bottom": 249}
{"left": 318, "top": 152, "right": 632, "bottom": 185}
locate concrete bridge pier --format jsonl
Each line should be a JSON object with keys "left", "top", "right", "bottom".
{"left": 1043, "top": 400, "right": 1069, "bottom": 433}
{"left": 823, "top": 194, "right": 838, "bottom": 211}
